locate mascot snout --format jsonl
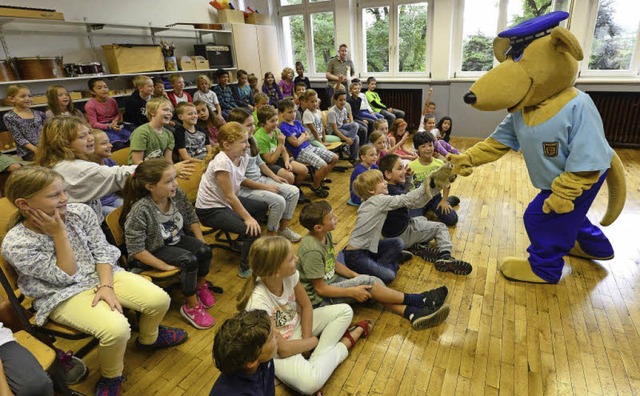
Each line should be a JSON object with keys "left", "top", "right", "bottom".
{"left": 466, "top": 60, "right": 531, "bottom": 112}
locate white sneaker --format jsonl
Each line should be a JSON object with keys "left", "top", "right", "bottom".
{"left": 279, "top": 227, "right": 302, "bottom": 242}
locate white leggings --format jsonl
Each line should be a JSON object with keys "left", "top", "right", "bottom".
{"left": 274, "top": 304, "right": 353, "bottom": 395}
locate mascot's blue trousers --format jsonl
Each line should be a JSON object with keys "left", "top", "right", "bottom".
{"left": 524, "top": 171, "right": 614, "bottom": 283}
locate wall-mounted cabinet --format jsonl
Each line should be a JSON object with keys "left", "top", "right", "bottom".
{"left": 231, "top": 23, "right": 280, "bottom": 81}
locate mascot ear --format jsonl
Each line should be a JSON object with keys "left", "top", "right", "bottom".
{"left": 493, "top": 37, "right": 511, "bottom": 63}
{"left": 550, "top": 27, "right": 584, "bottom": 61}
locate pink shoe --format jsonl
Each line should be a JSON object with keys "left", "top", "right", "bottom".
{"left": 180, "top": 303, "right": 216, "bottom": 330}
{"left": 197, "top": 283, "right": 216, "bottom": 308}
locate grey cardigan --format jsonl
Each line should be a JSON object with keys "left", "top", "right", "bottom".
{"left": 124, "top": 188, "right": 198, "bottom": 260}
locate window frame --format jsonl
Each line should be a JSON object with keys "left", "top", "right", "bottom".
{"left": 451, "top": 0, "right": 573, "bottom": 78}
{"left": 357, "top": 0, "right": 434, "bottom": 79}
{"left": 579, "top": 0, "right": 640, "bottom": 77}
{"left": 276, "top": 0, "right": 336, "bottom": 79}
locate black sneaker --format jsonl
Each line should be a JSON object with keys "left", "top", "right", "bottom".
{"left": 409, "top": 243, "right": 440, "bottom": 262}
{"left": 435, "top": 257, "right": 472, "bottom": 275}
{"left": 410, "top": 304, "right": 450, "bottom": 330}
{"left": 57, "top": 350, "right": 88, "bottom": 385}
{"left": 420, "top": 286, "right": 448, "bottom": 310}
{"left": 399, "top": 250, "right": 414, "bottom": 264}
{"left": 447, "top": 196, "right": 461, "bottom": 206}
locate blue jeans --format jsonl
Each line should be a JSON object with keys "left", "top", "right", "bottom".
{"left": 409, "top": 192, "right": 458, "bottom": 226}
{"left": 337, "top": 123, "right": 360, "bottom": 160}
{"left": 342, "top": 237, "right": 404, "bottom": 284}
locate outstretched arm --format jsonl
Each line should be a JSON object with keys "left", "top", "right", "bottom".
{"left": 447, "top": 137, "right": 511, "bottom": 176}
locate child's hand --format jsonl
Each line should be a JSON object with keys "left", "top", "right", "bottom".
{"left": 387, "top": 107, "right": 393, "bottom": 112}
{"left": 428, "top": 87, "right": 433, "bottom": 95}
{"left": 277, "top": 132, "right": 286, "bottom": 146}
{"left": 244, "top": 217, "right": 261, "bottom": 237}
{"left": 399, "top": 132, "right": 408, "bottom": 144}
{"left": 405, "top": 166, "right": 414, "bottom": 177}
{"left": 174, "top": 160, "right": 196, "bottom": 179}
{"left": 265, "top": 184, "right": 280, "bottom": 194}
{"left": 350, "top": 285, "right": 372, "bottom": 302}
{"left": 273, "top": 175, "right": 289, "bottom": 184}
{"left": 284, "top": 159, "right": 292, "bottom": 171}
{"left": 27, "top": 208, "right": 65, "bottom": 237}
{"left": 437, "top": 200, "right": 453, "bottom": 214}
{"left": 344, "top": 137, "right": 354, "bottom": 146}
{"left": 92, "top": 286, "right": 123, "bottom": 313}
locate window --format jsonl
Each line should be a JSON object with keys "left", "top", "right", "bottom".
{"left": 583, "top": 0, "right": 640, "bottom": 75}
{"left": 277, "top": 1, "right": 335, "bottom": 78}
{"left": 359, "top": 1, "right": 431, "bottom": 77}
{"left": 454, "top": 0, "right": 572, "bottom": 77}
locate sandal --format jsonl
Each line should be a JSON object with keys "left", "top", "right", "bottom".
{"left": 342, "top": 319, "right": 374, "bottom": 348}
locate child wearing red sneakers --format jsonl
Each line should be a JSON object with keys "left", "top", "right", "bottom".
{"left": 1, "top": 166, "right": 187, "bottom": 396}
{"left": 121, "top": 159, "right": 216, "bottom": 330}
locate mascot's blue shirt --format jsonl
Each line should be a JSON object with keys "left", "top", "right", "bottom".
{"left": 490, "top": 90, "right": 613, "bottom": 190}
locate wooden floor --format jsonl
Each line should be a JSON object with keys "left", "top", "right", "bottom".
{"left": 63, "top": 137, "right": 640, "bottom": 395}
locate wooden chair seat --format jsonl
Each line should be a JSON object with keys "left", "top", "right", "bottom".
{"left": 13, "top": 330, "right": 56, "bottom": 370}
{"left": 110, "top": 148, "right": 130, "bottom": 166}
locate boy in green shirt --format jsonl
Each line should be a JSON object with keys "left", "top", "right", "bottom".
{"left": 129, "top": 97, "right": 175, "bottom": 164}
{"left": 364, "top": 76, "right": 405, "bottom": 126}
{"left": 296, "top": 200, "right": 450, "bottom": 331}
{"left": 408, "top": 132, "right": 459, "bottom": 225}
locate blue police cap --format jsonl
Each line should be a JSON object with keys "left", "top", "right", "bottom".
{"left": 498, "top": 11, "right": 569, "bottom": 57}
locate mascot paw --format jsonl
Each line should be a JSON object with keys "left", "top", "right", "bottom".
{"left": 542, "top": 194, "right": 574, "bottom": 214}
{"left": 499, "top": 257, "right": 551, "bottom": 284}
{"left": 568, "top": 241, "right": 614, "bottom": 261}
{"left": 446, "top": 154, "right": 474, "bottom": 177}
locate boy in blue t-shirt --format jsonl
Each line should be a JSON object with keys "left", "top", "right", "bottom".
{"left": 210, "top": 310, "right": 277, "bottom": 396}
{"left": 278, "top": 99, "right": 338, "bottom": 198}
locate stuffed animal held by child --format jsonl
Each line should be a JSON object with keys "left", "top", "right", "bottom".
{"left": 447, "top": 11, "right": 626, "bottom": 284}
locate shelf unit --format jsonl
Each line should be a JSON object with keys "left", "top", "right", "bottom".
{"left": 0, "top": 17, "right": 236, "bottom": 97}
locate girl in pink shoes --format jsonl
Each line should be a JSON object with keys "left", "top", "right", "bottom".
{"left": 120, "top": 158, "right": 216, "bottom": 329}
{"left": 1, "top": 166, "right": 187, "bottom": 396}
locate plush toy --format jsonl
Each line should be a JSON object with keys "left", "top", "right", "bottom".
{"left": 448, "top": 11, "right": 626, "bottom": 284}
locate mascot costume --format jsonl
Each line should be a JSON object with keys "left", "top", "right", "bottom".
{"left": 448, "top": 11, "right": 626, "bottom": 284}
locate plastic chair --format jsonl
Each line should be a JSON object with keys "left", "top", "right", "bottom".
{"left": 110, "top": 148, "right": 130, "bottom": 166}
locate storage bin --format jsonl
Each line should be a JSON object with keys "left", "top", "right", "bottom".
{"left": 179, "top": 56, "right": 196, "bottom": 71}
{"left": 217, "top": 9, "right": 244, "bottom": 24}
{"left": 102, "top": 44, "right": 165, "bottom": 74}
{"left": 245, "top": 13, "right": 270, "bottom": 25}
{"left": 191, "top": 56, "right": 210, "bottom": 70}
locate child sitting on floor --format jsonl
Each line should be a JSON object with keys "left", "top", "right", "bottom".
{"left": 379, "top": 154, "right": 471, "bottom": 275}
{"left": 344, "top": 169, "right": 434, "bottom": 284}
{"left": 422, "top": 114, "right": 459, "bottom": 159}
{"left": 408, "top": 132, "right": 459, "bottom": 226}
{"left": 237, "top": 236, "right": 370, "bottom": 395}
{"left": 210, "top": 310, "right": 277, "bottom": 395}
{"left": 297, "top": 201, "right": 450, "bottom": 331}
{"left": 348, "top": 144, "right": 378, "bottom": 206}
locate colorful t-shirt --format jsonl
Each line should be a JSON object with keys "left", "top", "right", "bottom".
{"left": 246, "top": 271, "right": 301, "bottom": 340}
{"left": 254, "top": 127, "right": 282, "bottom": 160}
{"left": 297, "top": 233, "right": 338, "bottom": 306}
{"left": 279, "top": 120, "right": 310, "bottom": 158}
{"left": 128, "top": 123, "right": 175, "bottom": 163}
{"left": 173, "top": 125, "right": 210, "bottom": 160}
{"left": 408, "top": 157, "right": 444, "bottom": 188}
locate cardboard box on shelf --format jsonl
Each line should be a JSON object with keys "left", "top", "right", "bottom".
{"left": 191, "top": 56, "right": 210, "bottom": 70}
{"left": 102, "top": 44, "right": 165, "bottom": 74}
{"left": 245, "top": 13, "right": 270, "bottom": 25}
{"left": 217, "top": 9, "right": 244, "bottom": 24}
{"left": 179, "top": 56, "right": 196, "bottom": 71}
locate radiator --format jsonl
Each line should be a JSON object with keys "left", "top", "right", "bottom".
{"left": 378, "top": 89, "right": 423, "bottom": 130}
{"left": 587, "top": 91, "right": 640, "bottom": 148}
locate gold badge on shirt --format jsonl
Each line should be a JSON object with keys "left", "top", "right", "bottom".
{"left": 542, "top": 141, "right": 559, "bottom": 157}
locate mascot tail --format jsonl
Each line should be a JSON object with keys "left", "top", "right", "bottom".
{"left": 601, "top": 152, "right": 626, "bottom": 226}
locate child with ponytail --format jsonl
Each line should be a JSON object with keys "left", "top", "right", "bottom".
{"left": 237, "top": 236, "right": 372, "bottom": 395}
{"left": 195, "top": 122, "right": 269, "bottom": 278}
{"left": 120, "top": 158, "right": 216, "bottom": 329}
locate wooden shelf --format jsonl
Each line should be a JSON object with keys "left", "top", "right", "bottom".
{"left": 0, "top": 67, "right": 237, "bottom": 87}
